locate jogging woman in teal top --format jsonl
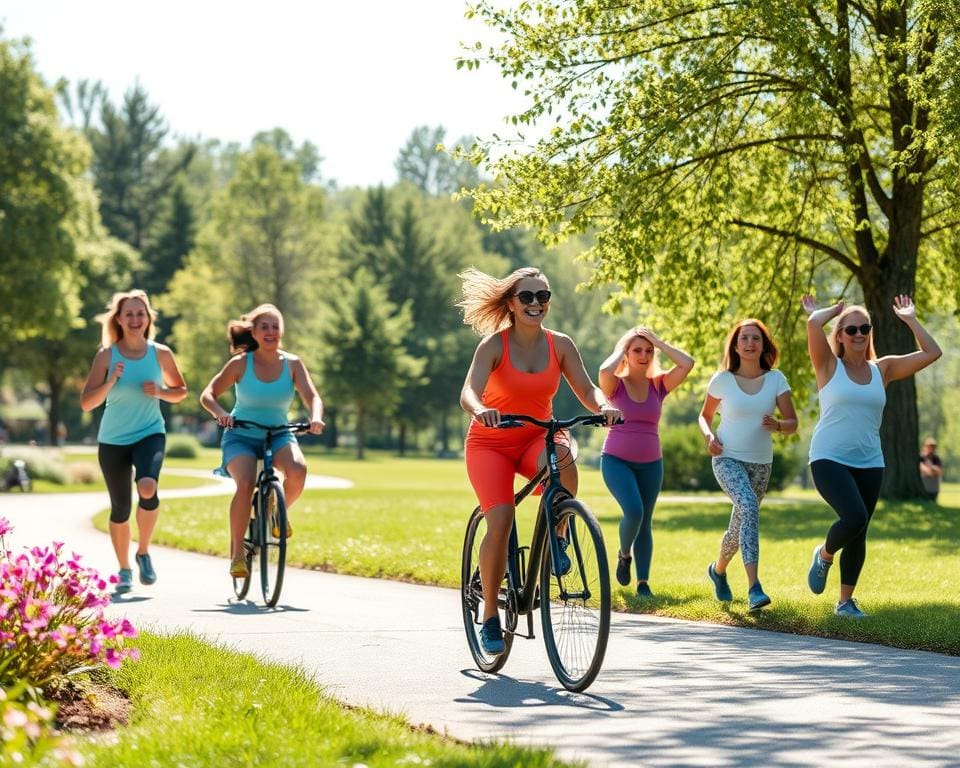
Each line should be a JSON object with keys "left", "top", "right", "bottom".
{"left": 200, "top": 304, "right": 324, "bottom": 579}
{"left": 81, "top": 289, "right": 188, "bottom": 594}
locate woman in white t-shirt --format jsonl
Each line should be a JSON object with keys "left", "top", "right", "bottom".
{"left": 698, "top": 319, "right": 797, "bottom": 611}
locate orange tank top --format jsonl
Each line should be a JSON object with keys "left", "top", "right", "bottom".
{"left": 474, "top": 329, "right": 562, "bottom": 426}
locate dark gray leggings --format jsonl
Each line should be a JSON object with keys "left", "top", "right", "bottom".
{"left": 810, "top": 459, "right": 884, "bottom": 587}
{"left": 98, "top": 433, "right": 166, "bottom": 523}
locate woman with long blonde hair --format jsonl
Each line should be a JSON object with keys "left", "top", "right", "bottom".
{"left": 81, "top": 289, "right": 188, "bottom": 594}
{"left": 458, "top": 266, "right": 621, "bottom": 656}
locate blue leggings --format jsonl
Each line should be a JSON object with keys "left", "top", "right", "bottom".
{"left": 600, "top": 454, "right": 663, "bottom": 581}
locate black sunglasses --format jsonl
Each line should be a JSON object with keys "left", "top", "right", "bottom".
{"left": 514, "top": 289, "right": 552, "bottom": 305}
{"left": 843, "top": 323, "right": 872, "bottom": 336}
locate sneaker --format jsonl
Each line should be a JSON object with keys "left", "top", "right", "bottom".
{"left": 230, "top": 557, "right": 249, "bottom": 579}
{"left": 615, "top": 552, "right": 633, "bottom": 586}
{"left": 707, "top": 562, "right": 733, "bottom": 601}
{"left": 748, "top": 582, "right": 771, "bottom": 611}
{"left": 271, "top": 513, "right": 293, "bottom": 539}
{"left": 636, "top": 582, "right": 654, "bottom": 599}
{"left": 479, "top": 616, "right": 506, "bottom": 655}
{"left": 807, "top": 545, "right": 832, "bottom": 594}
{"left": 135, "top": 552, "right": 156, "bottom": 585}
{"left": 553, "top": 537, "right": 572, "bottom": 577}
{"left": 834, "top": 598, "right": 868, "bottom": 618}
{"left": 115, "top": 568, "right": 133, "bottom": 595}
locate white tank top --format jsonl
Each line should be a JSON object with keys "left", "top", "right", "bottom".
{"left": 808, "top": 360, "right": 885, "bottom": 468}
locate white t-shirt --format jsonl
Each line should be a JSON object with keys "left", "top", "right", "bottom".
{"left": 706, "top": 369, "right": 791, "bottom": 464}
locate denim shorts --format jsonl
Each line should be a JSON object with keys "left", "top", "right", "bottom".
{"left": 219, "top": 427, "right": 297, "bottom": 474}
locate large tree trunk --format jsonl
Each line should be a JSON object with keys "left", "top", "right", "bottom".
{"left": 356, "top": 407, "right": 366, "bottom": 460}
{"left": 46, "top": 374, "right": 63, "bottom": 447}
{"left": 397, "top": 423, "right": 407, "bottom": 456}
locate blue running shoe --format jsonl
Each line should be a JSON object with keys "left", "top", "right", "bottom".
{"left": 808, "top": 545, "right": 832, "bottom": 594}
{"left": 636, "top": 582, "right": 654, "bottom": 599}
{"left": 553, "top": 537, "right": 572, "bottom": 577}
{"left": 834, "top": 599, "right": 868, "bottom": 618}
{"left": 115, "top": 568, "right": 133, "bottom": 595}
{"left": 748, "top": 582, "right": 771, "bottom": 611}
{"left": 616, "top": 552, "right": 632, "bottom": 586}
{"left": 707, "top": 562, "right": 733, "bottom": 601}
{"left": 135, "top": 552, "right": 156, "bottom": 585}
{"left": 479, "top": 616, "right": 506, "bottom": 655}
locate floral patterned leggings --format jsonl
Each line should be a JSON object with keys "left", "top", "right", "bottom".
{"left": 712, "top": 457, "right": 772, "bottom": 566}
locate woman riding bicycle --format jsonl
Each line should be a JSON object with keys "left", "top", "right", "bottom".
{"left": 200, "top": 303, "right": 324, "bottom": 579}
{"left": 458, "top": 267, "right": 621, "bottom": 656}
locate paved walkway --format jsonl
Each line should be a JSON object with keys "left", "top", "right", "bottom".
{"left": 2, "top": 478, "right": 959, "bottom": 767}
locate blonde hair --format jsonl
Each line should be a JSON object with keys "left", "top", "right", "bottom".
{"left": 830, "top": 305, "right": 876, "bottom": 360}
{"left": 227, "top": 304, "right": 285, "bottom": 354}
{"left": 457, "top": 266, "right": 547, "bottom": 336}
{"left": 96, "top": 289, "right": 157, "bottom": 348}
{"left": 617, "top": 327, "right": 662, "bottom": 378}
{"left": 720, "top": 318, "right": 779, "bottom": 371}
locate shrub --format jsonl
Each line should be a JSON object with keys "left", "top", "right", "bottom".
{"left": 0, "top": 682, "right": 81, "bottom": 767}
{"left": 66, "top": 463, "right": 100, "bottom": 485}
{"left": 0, "top": 517, "right": 139, "bottom": 689}
{"left": 0, "top": 448, "right": 68, "bottom": 485}
{"left": 164, "top": 433, "right": 200, "bottom": 459}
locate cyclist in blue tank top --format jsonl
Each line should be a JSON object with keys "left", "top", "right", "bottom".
{"left": 200, "top": 303, "right": 325, "bottom": 579}
{"left": 81, "top": 290, "right": 188, "bottom": 595}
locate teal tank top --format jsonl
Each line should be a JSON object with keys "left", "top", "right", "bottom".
{"left": 98, "top": 341, "right": 166, "bottom": 445}
{"left": 231, "top": 352, "right": 295, "bottom": 431}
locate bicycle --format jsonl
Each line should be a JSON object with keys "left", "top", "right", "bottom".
{"left": 228, "top": 419, "right": 309, "bottom": 607}
{"left": 460, "top": 413, "right": 613, "bottom": 692}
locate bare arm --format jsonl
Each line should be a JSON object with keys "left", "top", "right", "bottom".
{"left": 460, "top": 336, "right": 500, "bottom": 427}
{"left": 555, "top": 333, "right": 621, "bottom": 425}
{"left": 698, "top": 393, "right": 724, "bottom": 456}
{"left": 200, "top": 357, "right": 244, "bottom": 427}
{"left": 80, "top": 348, "right": 120, "bottom": 412}
{"left": 598, "top": 329, "right": 635, "bottom": 395}
{"left": 144, "top": 345, "right": 188, "bottom": 403}
{"left": 762, "top": 389, "right": 798, "bottom": 435}
{"left": 291, "top": 357, "right": 325, "bottom": 434}
{"left": 878, "top": 295, "right": 942, "bottom": 385}
{"left": 646, "top": 331, "right": 695, "bottom": 393}
{"left": 802, "top": 294, "right": 842, "bottom": 389}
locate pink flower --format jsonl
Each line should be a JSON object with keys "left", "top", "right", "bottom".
{"left": 0, "top": 516, "right": 12, "bottom": 536}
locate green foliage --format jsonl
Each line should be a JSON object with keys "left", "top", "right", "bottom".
{"left": 0, "top": 448, "right": 68, "bottom": 485}
{"left": 0, "top": 682, "right": 77, "bottom": 767}
{"left": 163, "top": 433, "right": 200, "bottom": 459}
{"left": 465, "top": 0, "right": 960, "bottom": 496}
{"left": 395, "top": 124, "right": 479, "bottom": 195}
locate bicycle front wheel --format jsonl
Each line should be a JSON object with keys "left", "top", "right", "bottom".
{"left": 259, "top": 480, "right": 287, "bottom": 607}
{"left": 540, "top": 498, "right": 610, "bottom": 692}
{"left": 461, "top": 506, "right": 513, "bottom": 672}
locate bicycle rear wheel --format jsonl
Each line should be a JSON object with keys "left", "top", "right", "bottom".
{"left": 259, "top": 480, "right": 287, "bottom": 607}
{"left": 540, "top": 498, "right": 610, "bottom": 692}
{"left": 461, "top": 506, "right": 513, "bottom": 672}
{"left": 232, "top": 511, "right": 256, "bottom": 600}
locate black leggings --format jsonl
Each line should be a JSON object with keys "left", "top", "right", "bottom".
{"left": 98, "top": 434, "right": 166, "bottom": 523}
{"left": 810, "top": 459, "right": 883, "bottom": 587}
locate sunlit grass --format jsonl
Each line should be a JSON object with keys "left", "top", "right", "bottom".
{"left": 78, "top": 632, "right": 572, "bottom": 767}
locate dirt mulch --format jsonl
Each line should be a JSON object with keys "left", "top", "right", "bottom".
{"left": 45, "top": 677, "right": 131, "bottom": 733}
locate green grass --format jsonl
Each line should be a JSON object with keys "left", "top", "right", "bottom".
{"left": 78, "top": 632, "right": 572, "bottom": 767}
{"left": 92, "top": 452, "right": 960, "bottom": 655}
{"left": 29, "top": 473, "right": 212, "bottom": 494}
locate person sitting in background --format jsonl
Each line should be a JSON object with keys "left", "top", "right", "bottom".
{"left": 919, "top": 437, "right": 943, "bottom": 503}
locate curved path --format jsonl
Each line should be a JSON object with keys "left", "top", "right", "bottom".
{"left": 2, "top": 479, "right": 958, "bottom": 767}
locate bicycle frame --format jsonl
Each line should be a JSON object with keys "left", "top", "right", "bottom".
{"left": 229, "top": 419, "right": 309, "bottom": 511}
{"left": 499, "top": 413, "right": 606, "bottom": 639}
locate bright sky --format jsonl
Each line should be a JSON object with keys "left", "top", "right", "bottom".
{"left": 1, "top": 0, "right": 528, "bottom": 188}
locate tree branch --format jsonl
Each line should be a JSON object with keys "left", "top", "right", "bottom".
{"left": 730, "top": 218, "right": 861, "bottom": 275}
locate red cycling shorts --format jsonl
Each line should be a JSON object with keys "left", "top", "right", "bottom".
{"left": 465, "top": 424, "right": 571, "bottom": 512}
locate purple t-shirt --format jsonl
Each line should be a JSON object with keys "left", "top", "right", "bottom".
{"left": 601, "top": 375, "right": 668, "bottom": 463}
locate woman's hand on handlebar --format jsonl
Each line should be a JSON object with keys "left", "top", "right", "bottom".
{"left": 473, "top": 406, "right": 501, "bottom": 428}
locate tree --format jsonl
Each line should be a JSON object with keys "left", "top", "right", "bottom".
{"left": 316, "top": 270, "right": 422, "bottom": 459}
{"left": 465, "top": 0, "right": 960, "bottom": 497}
{"left": 395, "top": 125, "right": 479, "bottom": 196}
{"left": 0, "top": 38, "right": 91, "bottom": 344}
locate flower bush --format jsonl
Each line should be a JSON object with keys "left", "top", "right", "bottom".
{"left": 0, "top": 517, "right": 139, "bottom": 687}
{"left": 1, "top": 683, "right": 83, "bottom": 766}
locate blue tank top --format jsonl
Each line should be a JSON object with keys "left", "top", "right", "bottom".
{"left": 231, "top": 352, "right": 295, "bottom": 433}
{"left": 809, "top": 360, "right": 886, "bottom": 468}
{"left": 98, "top": 341, "right": 166, "bottom": 445}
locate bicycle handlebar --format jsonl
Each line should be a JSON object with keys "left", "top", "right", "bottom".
{"left": 497, "top": 413, "right": 621, "bottom": 430}
{"left": 228, "top": 419, "right": 311, "bottom": 435}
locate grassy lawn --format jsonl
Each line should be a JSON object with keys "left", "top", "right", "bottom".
{"left": 77, "top": 632, "right": 570, "bottom": 767}
{"left": 92, "top": 450, "right": 960, "bottom": 655}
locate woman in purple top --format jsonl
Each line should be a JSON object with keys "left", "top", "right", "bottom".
{"left": 599, "top": 327, "right": 695, "bottom": 598}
